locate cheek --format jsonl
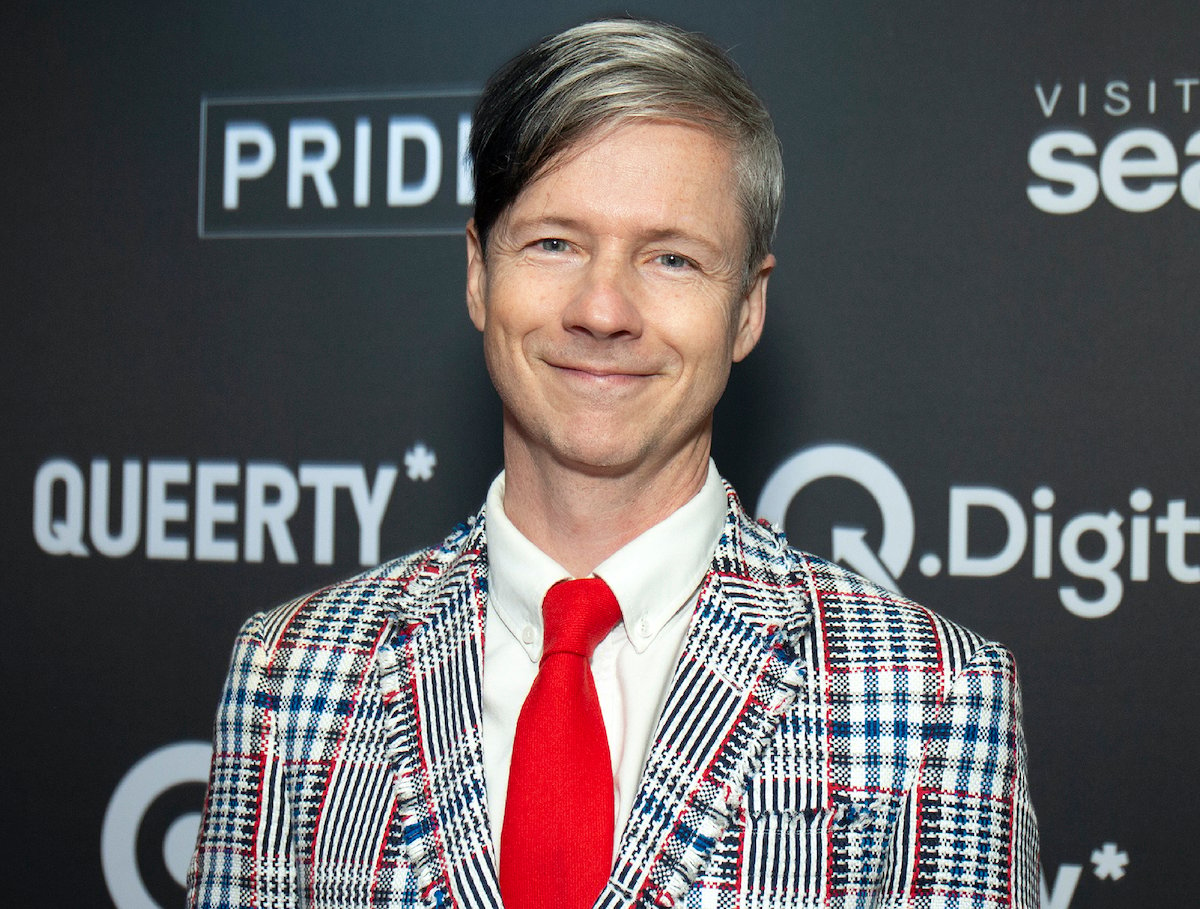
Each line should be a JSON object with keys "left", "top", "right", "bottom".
{"left": 666, "top": 311, "right": 738, "bottom": 372}
{"left": 487, "top": 273, "right": 564, "bottom": 337}
{"left": 479, "top": 291, "right": 529, "bottom": 351}
{"left": 480, "top": 297, "right": 545, "bottom": 392}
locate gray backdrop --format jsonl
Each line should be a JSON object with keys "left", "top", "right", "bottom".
{"left": 5, "top": 2, "right": 1197, "bottom": 906}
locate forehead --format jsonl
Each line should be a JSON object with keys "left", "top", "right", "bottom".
{"left": 504, "top": 119, "right": 743, "bottom": 242}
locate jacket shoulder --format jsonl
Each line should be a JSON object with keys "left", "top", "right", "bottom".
{"left": 734, "top": 503, "right": 998, "bottom": 677}
{"left": 247, "top": 515, "right": 484, "bottom": 660}
{"left": 801, "top": 550, "right": 992, "bottom": 657}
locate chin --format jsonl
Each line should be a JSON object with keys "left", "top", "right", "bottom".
{"left": 544, "top": 428, "right": 652, "bottom": 476}
{"left": 553, "top": 444, "right": 643, "bottom": 476}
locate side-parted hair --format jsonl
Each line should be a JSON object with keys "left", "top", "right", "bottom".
{"left": 468, "top": 17, "right": 784, "bottom": 288}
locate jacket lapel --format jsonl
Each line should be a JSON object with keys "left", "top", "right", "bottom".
{"left": 375, "top": 515, "right": 504, "bottom": 909}
{"left": 599, "top": 496, "right": 814, "bottom": 909}
{"left": 369, "top": 495, "right": 812, "bottom": 909}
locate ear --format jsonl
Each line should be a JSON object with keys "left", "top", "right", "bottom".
{"left": 731, "top": 253, "right": 773, "bottom": 362}
{"left": 465, "top": 218, "right": 488, "bottom": 332}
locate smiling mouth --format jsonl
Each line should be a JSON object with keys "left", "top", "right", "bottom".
{"left": 551, "top": 362, "right": 655, "bottom": 381}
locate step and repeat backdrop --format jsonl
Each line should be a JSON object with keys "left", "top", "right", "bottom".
{"left": 5, "top": 2, "right": 1196, "bottom": 906}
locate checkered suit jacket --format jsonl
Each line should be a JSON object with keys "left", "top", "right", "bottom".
{"left": 189, "top": 486, "right": 1039, "bottom": 908}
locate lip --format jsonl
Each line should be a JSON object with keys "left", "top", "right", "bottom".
{"left": 549, "top": 362, "right": 656, "bottom": 381}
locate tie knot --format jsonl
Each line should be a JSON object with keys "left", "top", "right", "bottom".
{"left": 540, "top": 577, "right": 621, "bottom": 660}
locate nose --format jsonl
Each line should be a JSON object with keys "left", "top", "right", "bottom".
{"left": 561, "top": 255, "right": 644, "bottom": 340}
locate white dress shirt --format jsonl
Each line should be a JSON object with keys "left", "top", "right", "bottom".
{"left": 481, "top": 461, "right": 729, "bottom": 859}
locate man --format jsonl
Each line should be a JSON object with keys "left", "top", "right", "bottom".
{"left": 189, "top": 18, "right": 1039, "bottom": 909}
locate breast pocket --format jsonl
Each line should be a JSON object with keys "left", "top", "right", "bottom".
{"left": 739, "top": 780, "right": 905, "bottom": 907}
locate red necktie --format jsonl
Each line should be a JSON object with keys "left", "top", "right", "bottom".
{"left": 499, "top": 577, "right": 622, "bottom": 909}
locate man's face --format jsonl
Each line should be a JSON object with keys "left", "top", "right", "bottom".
{"left": 466, "top": 119, "right": 771, "bottom": 480}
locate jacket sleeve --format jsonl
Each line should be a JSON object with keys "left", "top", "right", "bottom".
{"left": 900, "top": 642, "right": 1040, "bottom": 908}
{"left": 187, "top": 611, "right": 297, "bottom": 908}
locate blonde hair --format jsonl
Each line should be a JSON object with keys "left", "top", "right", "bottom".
{"left": 469, "top": 17, "right": 784, "bottom": 288}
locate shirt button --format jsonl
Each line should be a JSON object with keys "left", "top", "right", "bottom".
{"left": 521, "top": 625, "right": 536, "bottom": 645}
{"left": 637, "top": 618, "right": 651, "bottom": 638}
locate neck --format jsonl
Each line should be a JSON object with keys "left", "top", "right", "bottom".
{"left": 500, "top": 440, "right": 711, "bottom": 579}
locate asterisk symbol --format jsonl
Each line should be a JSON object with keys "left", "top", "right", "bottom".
{"left": 404, "top": 443, "right": 437, "bottom": 481}
{"left": 1090, "top": 842, "right": 1129, "bottom": 881}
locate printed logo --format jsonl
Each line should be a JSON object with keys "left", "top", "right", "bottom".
{"left": 756, "top": 443, "right": 1198, "bottom": 617}
{"left": 1026, "top": 76, "right": 1200, "bottom": 213}
{"left": 199, "top": 90, "right": 476, "bottom": 237}
{"left": 101, "top": 741, "right": 212, "bottom": 909}
{"left": 32, "top": 451, "right": 436, "bottom": 566}
{"left": 758, "top": 444, "right": 913, "bottom": 592}
{"left": 1041, "top": 842, "right": 1131, "bottom": 909}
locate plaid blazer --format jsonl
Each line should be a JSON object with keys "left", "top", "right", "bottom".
{"left": 189, "top": 487, "right": 1039, "bottom": 908}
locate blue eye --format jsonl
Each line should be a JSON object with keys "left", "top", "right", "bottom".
{"left": 658, "top": 253, "right": 691, "bottom": 269}
{"left": 538, "top": 238, "right": 568, "bottom": 252}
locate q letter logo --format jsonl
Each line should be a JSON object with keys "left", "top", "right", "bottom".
{"left": 102, "top": 741, "right": 212, "bottom": 909}
{"left": 757, "top": 443, "right": 914, "bottom": 592}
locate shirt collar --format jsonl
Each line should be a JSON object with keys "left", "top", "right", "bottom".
{"left": 485, "top": 461, "right": 728, "bottom": 660}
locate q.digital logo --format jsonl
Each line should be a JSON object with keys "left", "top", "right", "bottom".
{"left": 101, "top": 742, "right": 212, "bottom": 909}
{"left": 756, "top": 443, "right": 1199, "bottom": 616}
{"left": 758, "top": 445, "right": 914, "bottom": 592}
